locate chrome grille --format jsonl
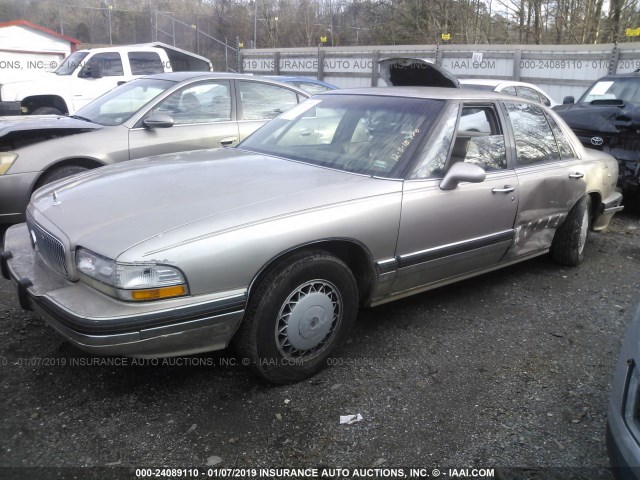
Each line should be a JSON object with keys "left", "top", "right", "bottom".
{"left": 26, "top": 216, "right": 68, "bottom": 277}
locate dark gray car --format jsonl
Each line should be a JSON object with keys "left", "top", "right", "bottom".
{"left": 608, "top": 303, "right": 640, "bottom": 479}
{"left": 0, "top": 72, "right": 308, "bottom": 225}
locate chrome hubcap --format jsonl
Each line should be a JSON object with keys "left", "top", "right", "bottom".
{"left": 578, "top": 209, "right": 589, "bottom": 254}
{"left": 275, "top": 280, "right": 342, "bottom": 359}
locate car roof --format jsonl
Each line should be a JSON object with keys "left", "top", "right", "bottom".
{"left": 459, "top": 79, "right": 504, "bottom": 87}
{"left": 142, "top": 71, "right": 263, "bottom": 82}
{"left": 323, "top": 86, "right": 531, "bottom": 102}
{"left": 266, "top": 76, "right": 324, "bottom": 83}
{"left": 460, "top": 79, "right": 543, "bottom": 90}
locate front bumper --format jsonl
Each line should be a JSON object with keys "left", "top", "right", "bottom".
{"left": 0, "top": 101, "right": 21, "bottom": 116}
{"left": 1, "top": 223, "right": 246, "bottom": 357}
{"left": 0, "top": 171, "right": 40, "bottom": 225}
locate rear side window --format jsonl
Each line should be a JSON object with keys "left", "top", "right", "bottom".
{"left": 517, "top": 86, "right": 541, "bottom": 103}
{"left": 545, "top": 113, "right": 577, "bottom": 159}
{"left": 505, "top": 102, "right": 561, "bottom": 166}
{"left": 238, "top": 81, "right": 301, "bottom": 120}
{"left": 129, "top": 52, "right": 164, "bottom": 75}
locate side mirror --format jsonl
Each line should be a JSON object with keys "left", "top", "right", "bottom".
{"left": 80, "top": 62, "right": 103, "bottom": 79}
{"left": 440, "top": 162, "right": 486, "bottom": 191}
{"left": 563, "top": 96, "right": 575, "bottom": 105}
{"left": 143, "top": 113, "right": 175, "bottom": 129}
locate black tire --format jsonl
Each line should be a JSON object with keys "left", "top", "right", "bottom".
{"left": 235, "top": 250, "right": 358, "bottom": 384}
{"left": 32, "top": 107, "right": 63, "bottom": 115}
{"left": 35, "top": 165, "right": 89, "bottom": 189}
{"left": 551, "top": 195, "right": 591, "bottom": 266}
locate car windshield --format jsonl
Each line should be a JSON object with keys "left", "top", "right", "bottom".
{"left": 74, "top": 78, "right": 175, "bottom": 126}
{"left": 580, "top": 78, "right": 640, "bottom": 104}
{"left": 54, "top": 52, "right": 89, "bottom": 75}
{"left": 238, "top": 94, "right": 444, "bottom": 178}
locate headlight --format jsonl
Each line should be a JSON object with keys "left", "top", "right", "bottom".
{"left": 76, "top": 248, "right": 188, "bottom": 301}
{"left": 0, "top": 152, "right": 17, "bottom": 175}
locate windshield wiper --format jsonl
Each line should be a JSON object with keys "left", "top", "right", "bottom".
{"left": 70, "top": 115, "right": 94, "bottom": 123}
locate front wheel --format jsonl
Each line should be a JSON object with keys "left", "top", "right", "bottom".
{"left": 35, "top": 165, "right": 89, "bottom": 189}
{"left": 551, "top": 195, "right": 591, "bottom": 266}
{"left": 235, "top": 250, "right": 358, "bottom": 384}
{"left": 31, "top": 107, "right": 63, "bottom": 115}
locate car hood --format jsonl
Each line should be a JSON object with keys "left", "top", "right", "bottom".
{"left": 379, "top": 57, "right": 460, "bottom": 88}
{"left": 554, "top": 101, "right": 640, "bottom": 134}
{"left": 30, "top": 148, "right": 380, "bottom": 259}
{"left": 0, "top": 115, "right": 101, "bottom": 149}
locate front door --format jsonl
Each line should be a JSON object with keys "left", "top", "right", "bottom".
{"left": 392, "top": 103, "right": 519, "bottom": 294}
{"left": 128, "top": 79, "right": 239, "bottom": 160}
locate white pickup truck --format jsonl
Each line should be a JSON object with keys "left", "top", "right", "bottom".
{"left": 0, "top": 42, "right": 213, "bottom": 116}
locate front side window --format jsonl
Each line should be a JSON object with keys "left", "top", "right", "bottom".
{"left": 239, "top": 95, "right": 444, "bottom": 178}
{"left": 75, "top": 78, "right": 174, "bottom": 126}
{"left": 296, "top": 82, "right": 333, "bottom": 95}
{"left": 454, "top": 105, "right": 507, "bottom": 171}
{"left": 505, "top": 102, "right": 561, "bottom": 166}
{"left": 238, "top": 82, "right": 301, "bottom": 120}
{"left": 80, "top": 52, "right": 124, "bottom": 77}
{"left": 151, "top": 81, "right": 232, "bottom": 125}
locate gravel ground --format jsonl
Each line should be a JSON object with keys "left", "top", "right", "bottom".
{"left": 0, "top": 211, "right": 639, "bottom": 480}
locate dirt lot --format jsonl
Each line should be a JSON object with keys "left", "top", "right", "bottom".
{"left": 1, "top": 211, "right": 639, "bottom": 480}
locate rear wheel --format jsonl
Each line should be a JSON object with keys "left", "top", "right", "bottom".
{"left": 235, "top": 250, "right": 358, "bottom": 384}
{"left": 551, "top": 195, "right": 591, "bottom": 266}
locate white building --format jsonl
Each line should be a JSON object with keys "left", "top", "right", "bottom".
{"left": 0, "top": 19, "right": 81, "bottom": 79}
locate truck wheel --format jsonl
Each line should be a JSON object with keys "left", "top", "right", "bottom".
{"left": 32, "top": 107, "right": 63, "bottom": 115}
{"left": 551, "top": 195, "right": 591, "bottom": 266}
{"left": 235, "top": 250, "right": 358, "bottom": 384}
{"left": 35, "top": 165, "right": 89, "bottom": 189}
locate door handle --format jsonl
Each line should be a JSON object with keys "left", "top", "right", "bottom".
{"left": 219, "top": 137, "right": 238, "bottom": 146}
{"left": 569, "top": 172, "right": 585, "bottom": 179}
{"left": 492, "top": 185, "right": 515, "bottom": 194}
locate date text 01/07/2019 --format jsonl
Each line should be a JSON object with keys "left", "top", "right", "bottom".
{"left": 134, "top": 467, "right": 497, "bottom": 479}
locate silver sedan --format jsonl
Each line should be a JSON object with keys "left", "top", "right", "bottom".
{"left": 1, "top": 87, "right": 624, "bottom": 383}
{"left": 0, "top": 72, "right": 308, "bottom": 225}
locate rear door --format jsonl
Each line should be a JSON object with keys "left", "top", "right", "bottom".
{"left": 502, "top": 101, "right": 585, "bottom": 258}
{"left": 391, "top": 102, "right": 519, "bottom": 294}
